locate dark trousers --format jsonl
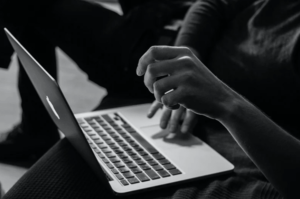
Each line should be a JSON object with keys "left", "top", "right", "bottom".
{"left": 14, "top": 0, "right": 158, "bottom": 135}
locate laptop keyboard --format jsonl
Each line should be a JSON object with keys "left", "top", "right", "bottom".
{"left": 77, "top": 113, "right": 182, "bottom": 186}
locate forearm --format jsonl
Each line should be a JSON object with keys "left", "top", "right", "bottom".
{"left": 217, "top": 91, "right": 300, "bottom": 198}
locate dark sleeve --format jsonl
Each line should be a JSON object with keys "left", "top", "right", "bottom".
{"left": 175, "top": 0, "right": 255, "bottom": 60}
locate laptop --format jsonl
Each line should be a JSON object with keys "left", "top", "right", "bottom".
{"left": 5, "top": 28, "right": 234, "bottom": 195}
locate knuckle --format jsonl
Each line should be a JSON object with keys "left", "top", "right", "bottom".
{"left": 147, "top": 63, "right": 156, "bottom": 75}
{"left": 161, "top": 95, "right": 171, "bottom": 107}
{"left": 153, "top": 81, "right": 160, "bottom": 92}
{"left": 181, "top": 46, "right": 193, "bottom": 56}
{"left": 149, "top": 46, "right": 159, "bottom": 57}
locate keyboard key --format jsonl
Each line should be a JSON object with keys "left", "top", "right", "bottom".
{"left": 125, "top": 138, "right": 135, "bottom": 143}
{"left": 116, "top": 130, "right": 127, "bottom": 135}
{"left": 121, "top": 134, "right": 130, "bottom": 139}
{"left": 147, "top": 160, "right": 158, "bottom": 166}
{"left": 107, "top": 163, "right": 114, "bottom": 169}
{"left": 114, "top": 138, "right": 123, "bottom": 143}
{"left": 136, "top": 173, "right": 150, "bottom": 182}
{"left": 129, "top": 143, "right": 139, "bottom": 147}
{"left": 135, "top": 160, "right": 146, "bottom": 165}
{"left": 152, "top": 165, "right": 164, "bottom": 171}
{"left": 103, "top": 158, "right": 110, "bottom": 164}
{"left": 94, "top": 148, "right": 101, "bottom": 154}
{"left": 127, "top": 177, "right": 139, "bottom": 184}
{"left": 106, "top": 153, "right": 116, "bottom": 158}
{"left": 114, "top": 149, "right": 124, "bottom": 154}
{"left": 90, "top": 135, "right": 100, "bottom": 140}
{"left": 122, "top": 158, "right": 133, "bottom": 164}
{"left": 105, "top": 140, "right": 115, "bottom": 145}
{"left": 115, "top": 174, "right": 124, "bottom": 180}
{"left": 119, "top": 168, "right": 130, "bottom": 173}
{"left": 117, "top": 143, "right": 127, "bottom": 148}
{"left": 140, "top": 165, "right": 151, "bottom": 170}
{"left": 113, "top": 127, "right": 122, "bottom": 130}
{"left": 138, "top": 151, "right": 148, "bottom": 156}
{"left": 107, "top": 130, "right": 115, "bottom": 134}
{"left": 127, "top": 151, "right": 137, "bottom": 156}
{"left": 114, "top": 163, "right": 125, "bottom": 168}
{"left": 98, "top": 153, "right": 105, "bottom": 159}
{"left": 102, "top": 149, "right": 112, "bottom": 154}
{"left": 103, "top": 137, "right": 111, "bottom": 141}
{"left": 110, "top": 134, "right": 119, "bottom": 139}
{"left": 163, "top": 164, "right": 176, "bottom": 170}
{"left": 157, "top": 170, "right": 170, "bottom": 178}
{"left": 97, "top": 144, "right": 107, "bottom": 149}
{"left": 145, "top": 169, "right": 160, "bottom": 180}
{"left": 118, "top": 154, "right": 128, "bottom": 159}
{"left": 97, "top": 131, "right": 106, "bottom": 136}
{"left": 168, "top": 169, "right": 182, "bottom": 175}
{"left": 158, "top": 159, "right": 170, "bottom": 165}
{"left": 122, "top": 146, "right": 132, "bottom": 151}
{"left": 153, "top": 153, "right": 165, "bottom": 160}
{"left": 131, "top": 167, "right": 142, "bottom": 174}
{"left": 134, "top": 147, "right": 144, "bottom": 152}
{"left": 109, "top": 158, "right": 120, "bottom": 163}
{"left": 127, "top": 163, "right": 138, "bottom": 169}
{"left": 143, "top": 155, "right": 153, "bottom": 161}
{"left": 131, "top": 155, "right": 141, "bottom": 160}
{"left": 111, "top": 168, "right": 119, "bottom": 174}
{"left": 123, "top": 172, "right": 134, "bottom": 179}
{"left": 147, "top": 148, "right": 159, "bottom": 154}
{"left": 120, "top": 179, "right": 129, "bottom": 186}
{"left": 110, "top": 145, "right": 119, "bottom": 150}
{"left": 94, "top": 140, "right": 103, "bottom": 144}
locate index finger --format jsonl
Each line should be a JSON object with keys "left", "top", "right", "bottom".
{"left": 136, "top": 46, "right": 189, "bottom": 76}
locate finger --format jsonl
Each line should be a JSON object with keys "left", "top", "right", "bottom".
{"left": 161, "top": 86, "right": 183, "bottom": 109}
{"left": 137, "top": 46, "right": 191, "bottom": 76}
{"left": 144, "top": 58, "right": 182, "bottom": 93}
{"left": 153, "top": 74, "right": 180, "bottom": 103}
{"left": 160, "top": 106, "right": 172, "bottom": 129}
{"left": 181, "top": 110, "right": 198, "bottom": 134}
{"left": 168, "top": 106, "right": 185, "bottom": 133}
{"left": 147, "top": 100, "right": 163, "bottom": 118}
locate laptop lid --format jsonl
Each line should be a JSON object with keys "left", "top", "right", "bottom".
{"left": 4, "top": 28, "right": 112, "bottom": 190}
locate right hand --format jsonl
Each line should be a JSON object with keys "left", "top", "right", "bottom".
{"left": 147, "top": 100, "right": 198, "bottom": 134}
{"left": 137, "top": 46, "right": 236, "bottom": 120}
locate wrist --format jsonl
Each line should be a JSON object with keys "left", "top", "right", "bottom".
{"left": 214, "top": 88, "right": 246, "bottom": 123}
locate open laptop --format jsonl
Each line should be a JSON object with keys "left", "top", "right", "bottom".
{"left": 5, "top": 28, "right": 234, "bottom": 195}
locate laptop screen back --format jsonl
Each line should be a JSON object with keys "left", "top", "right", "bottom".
{"left": 4, "top": 28, "right": 110, "bottom": 188}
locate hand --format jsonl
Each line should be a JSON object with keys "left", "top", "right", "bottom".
{"left": 137, "top": 46, "right": 235, "bottom": 119}
{"left": 148, "top": 100, "right": 198, "bottom": 133}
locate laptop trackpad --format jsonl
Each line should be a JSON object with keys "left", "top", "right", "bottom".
{"left": 140, "top": 125, "right": 203, "bottom": 151}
